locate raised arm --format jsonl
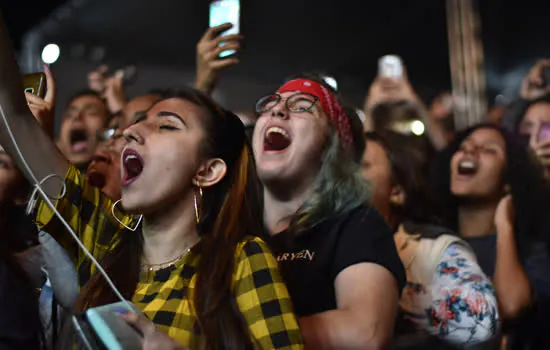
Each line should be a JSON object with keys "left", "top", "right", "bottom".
{"left": 0, "top": 12, "right": 68, "bottom": 196}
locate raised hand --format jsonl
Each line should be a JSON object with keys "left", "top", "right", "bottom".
{"left": 195, "top": 23, "right": 242, "bottom": 95}
{"left": 495, "top": 194, "right": 514, "bottom": 232}
{"left": 88, "top": 65, "right": 127, "bottom": 114}
{"left": 364, "top": 72, "right": 420, "bottom": 113}
{"left": 26, "top": 65, "right": 56, "bottom": 138}
{"left": 520, "top": 59, "right": 550, "bottom": 101}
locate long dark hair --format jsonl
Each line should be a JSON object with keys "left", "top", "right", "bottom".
{"left": 365, "top": 131, "right": 439, "bottom": 229}
{"left": 76, "top": 87, "right": 263, "bottom": 349}
{"left": 430, "top": 123, "right": 550, "bottom": 257}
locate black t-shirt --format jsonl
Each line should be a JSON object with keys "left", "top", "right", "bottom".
{"left": 263, "top": 205, "right": 406, "bottom": 316}
{"left": 463, "top": 234, "right": 497, "bottom": 278}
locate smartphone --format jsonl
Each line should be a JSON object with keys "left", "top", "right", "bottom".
{"left": 209, "top": 0, "right": 240, "bottom": 58}
{"left": 23, "top": 73, "right": 47, "bottom": 98}
{"left": 538, "top": 122, "right": 550, "bottom": 141}
{"left": 378, "top": 55, "right": 403, "bottom": 80}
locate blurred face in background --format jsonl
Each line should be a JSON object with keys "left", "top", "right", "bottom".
{"left": 57, "top": 94, "right": 109, "bottom": 168}
{"left": 361, "top": 139, "right": 395, "bottom": 223}
{"left": 450, "top": 128, "right": 507, "bottom": 202}
{"left": 87, "top": 127, "right": 125, "bottom": 200}
{"left": 520, "top": 102, "right": 550, "bottom": 138}
{"left": 87, "top": 94, "right": 161, "bottom": 200}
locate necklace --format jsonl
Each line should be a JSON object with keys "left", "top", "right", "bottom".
{"left": 141, "top": 240, "right": 199, "bottom": 272}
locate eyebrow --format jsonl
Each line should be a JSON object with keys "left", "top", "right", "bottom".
{"left": 157, "top": 111, "right": 186, "bottom": 125}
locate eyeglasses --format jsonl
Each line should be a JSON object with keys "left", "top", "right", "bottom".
{"left": 255, "top": 93, "right": 319, "bottom": 115}
{"left": 96, "top": 127, "right": 123, "bottom": 144}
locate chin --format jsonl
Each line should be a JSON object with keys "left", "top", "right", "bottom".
{"left": 256, "top": 166, "right": 288, "bottom": 184}
{"left": 119, "top": 193, "right": 147, "bottom": 214}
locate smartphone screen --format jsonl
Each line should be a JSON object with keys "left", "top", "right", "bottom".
{"left": 378, "top": 55, "right": 403, "bottom": 80}
{"left": 209, "top": 0, "right": 240, "bottom": 58}
{"left": 538, "top": 123, "right": 550, "bottom": 141}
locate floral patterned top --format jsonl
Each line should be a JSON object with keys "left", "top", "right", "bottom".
{"left": 401, "top": 243, "right": 499, "bottom": 346}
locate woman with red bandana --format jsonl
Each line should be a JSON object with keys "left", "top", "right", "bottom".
{"left": 253, "top": 75, "right": 406, "bottom": 349}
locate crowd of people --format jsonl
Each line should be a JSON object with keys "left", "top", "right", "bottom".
{"left": 0, "top": 10, "right": 549, "bottom": 350}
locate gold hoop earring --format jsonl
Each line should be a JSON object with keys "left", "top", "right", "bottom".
{"left": 194, "top": 186, "right": 203, "bottom": 224}
{"left": 111, "top": 199, "right": 142, "bottom": 231}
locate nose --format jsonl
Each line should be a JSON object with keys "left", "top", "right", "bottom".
{"left": 123, "top": 124, "right": 145, "bottom": 145}
{"left": 270, "top": 100, "right": 290, "bottom": 120}
{"left": 462, "top": 142, "right": 479, "bottom": 156}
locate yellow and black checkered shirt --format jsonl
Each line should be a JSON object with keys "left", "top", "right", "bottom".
{"left": 34, "top": 164, "right": 303, "bottom": 349}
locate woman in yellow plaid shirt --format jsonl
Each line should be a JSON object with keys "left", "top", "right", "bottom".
{"left": 0, "top": 19, "right": 303, "bottom": 349}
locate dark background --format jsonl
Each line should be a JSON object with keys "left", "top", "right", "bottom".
{"left": 2, "top": 0, "right": 550, "bottom": 116}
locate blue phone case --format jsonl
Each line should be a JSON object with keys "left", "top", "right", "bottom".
{"left": 73, "top": 301, "right": 143, "bottom": 350}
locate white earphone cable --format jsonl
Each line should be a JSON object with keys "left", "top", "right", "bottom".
{"left": 0, "top": 102, "right": 132, "bottom": 311}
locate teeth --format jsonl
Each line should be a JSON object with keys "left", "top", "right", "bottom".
{"left": 460, "top": 160, "right": 475, "bottom": 169}
{"left": 125, "top": 154, "right": 138, "bottom": 163}
{"left": 266, "top": 126, "right": 289, "bottom": 139}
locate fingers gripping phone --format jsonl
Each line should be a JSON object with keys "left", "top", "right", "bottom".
{"left": 209, "top": 0, "right": 240, "bottom": 58}
{"left": 23, "top": 73, "right": 47, "bottom": 98}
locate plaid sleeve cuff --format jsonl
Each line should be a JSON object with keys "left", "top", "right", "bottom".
{"left": 233, "top": 237, "right": 304, "bottom": 349}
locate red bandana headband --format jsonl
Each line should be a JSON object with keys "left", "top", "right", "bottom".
{"left": 277, "top": 79, "right": 354, "bottom": 150}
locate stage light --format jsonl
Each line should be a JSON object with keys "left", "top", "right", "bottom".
{"left": 322, "top": 75, "right": 338, "bottom": 90}
{"left": 410, "top": 120, "right": 425, "bottom": 136}
{"left": 41, "top": 44, "right": 60, "bottom": 64}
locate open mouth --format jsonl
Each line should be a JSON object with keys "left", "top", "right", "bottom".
{"left": 88, "top": 171, "right": 106, "bottom": 189}
{"left": 122, "top": 149, "right": 144, "bottom": 186}
{"left": 457, "top": 159, "right": 478, "bottom": 175}
{"left": 264, "top": 126, "right": 291, "bottom": 152}
{"left": 87, "top": 154, "right": 109, "bottom": 189}
{"left": 69, "top": 129, "right": 89, "bottom": 153}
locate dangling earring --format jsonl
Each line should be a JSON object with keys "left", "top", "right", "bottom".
{"left": 194, "top": 185, "right": 203, "bottom": 224}
{"left": 111, "top": 199, "right": 142, "bottom": 231}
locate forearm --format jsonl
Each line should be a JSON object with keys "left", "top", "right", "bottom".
{"left": 194, "top": 76, "right": 217, "bottom": 96}
{"left": 299, "top": 309, "right": 392, "bottom": 350}
{"left": 493, "top": 225, "right": 533, "bottom": 320}
{"left": 0, "top": 14, "right": 67, "bottom": 194}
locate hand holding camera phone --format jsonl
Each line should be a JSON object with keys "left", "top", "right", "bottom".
{"left": 196, "top": 1, "right": 242, "bottom": 93}
{"left": 209, "top": 0, "right": 241, "bottom": 58}
{"left": 23, "top": 67, "right": 56, "bottom": 138}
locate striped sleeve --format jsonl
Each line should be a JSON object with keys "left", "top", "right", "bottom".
{"left": 233, "top": 237, "right": 304, "bottom": 349}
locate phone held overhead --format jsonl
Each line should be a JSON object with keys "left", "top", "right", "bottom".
{"left": 378, "top": 55, "right": 403, "bottom": 80}
{"left": 209, "top": 0, "right": 241, "bottom": 58}
{"left": 23, "top": 73, "right": 47, "bottom": 98}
